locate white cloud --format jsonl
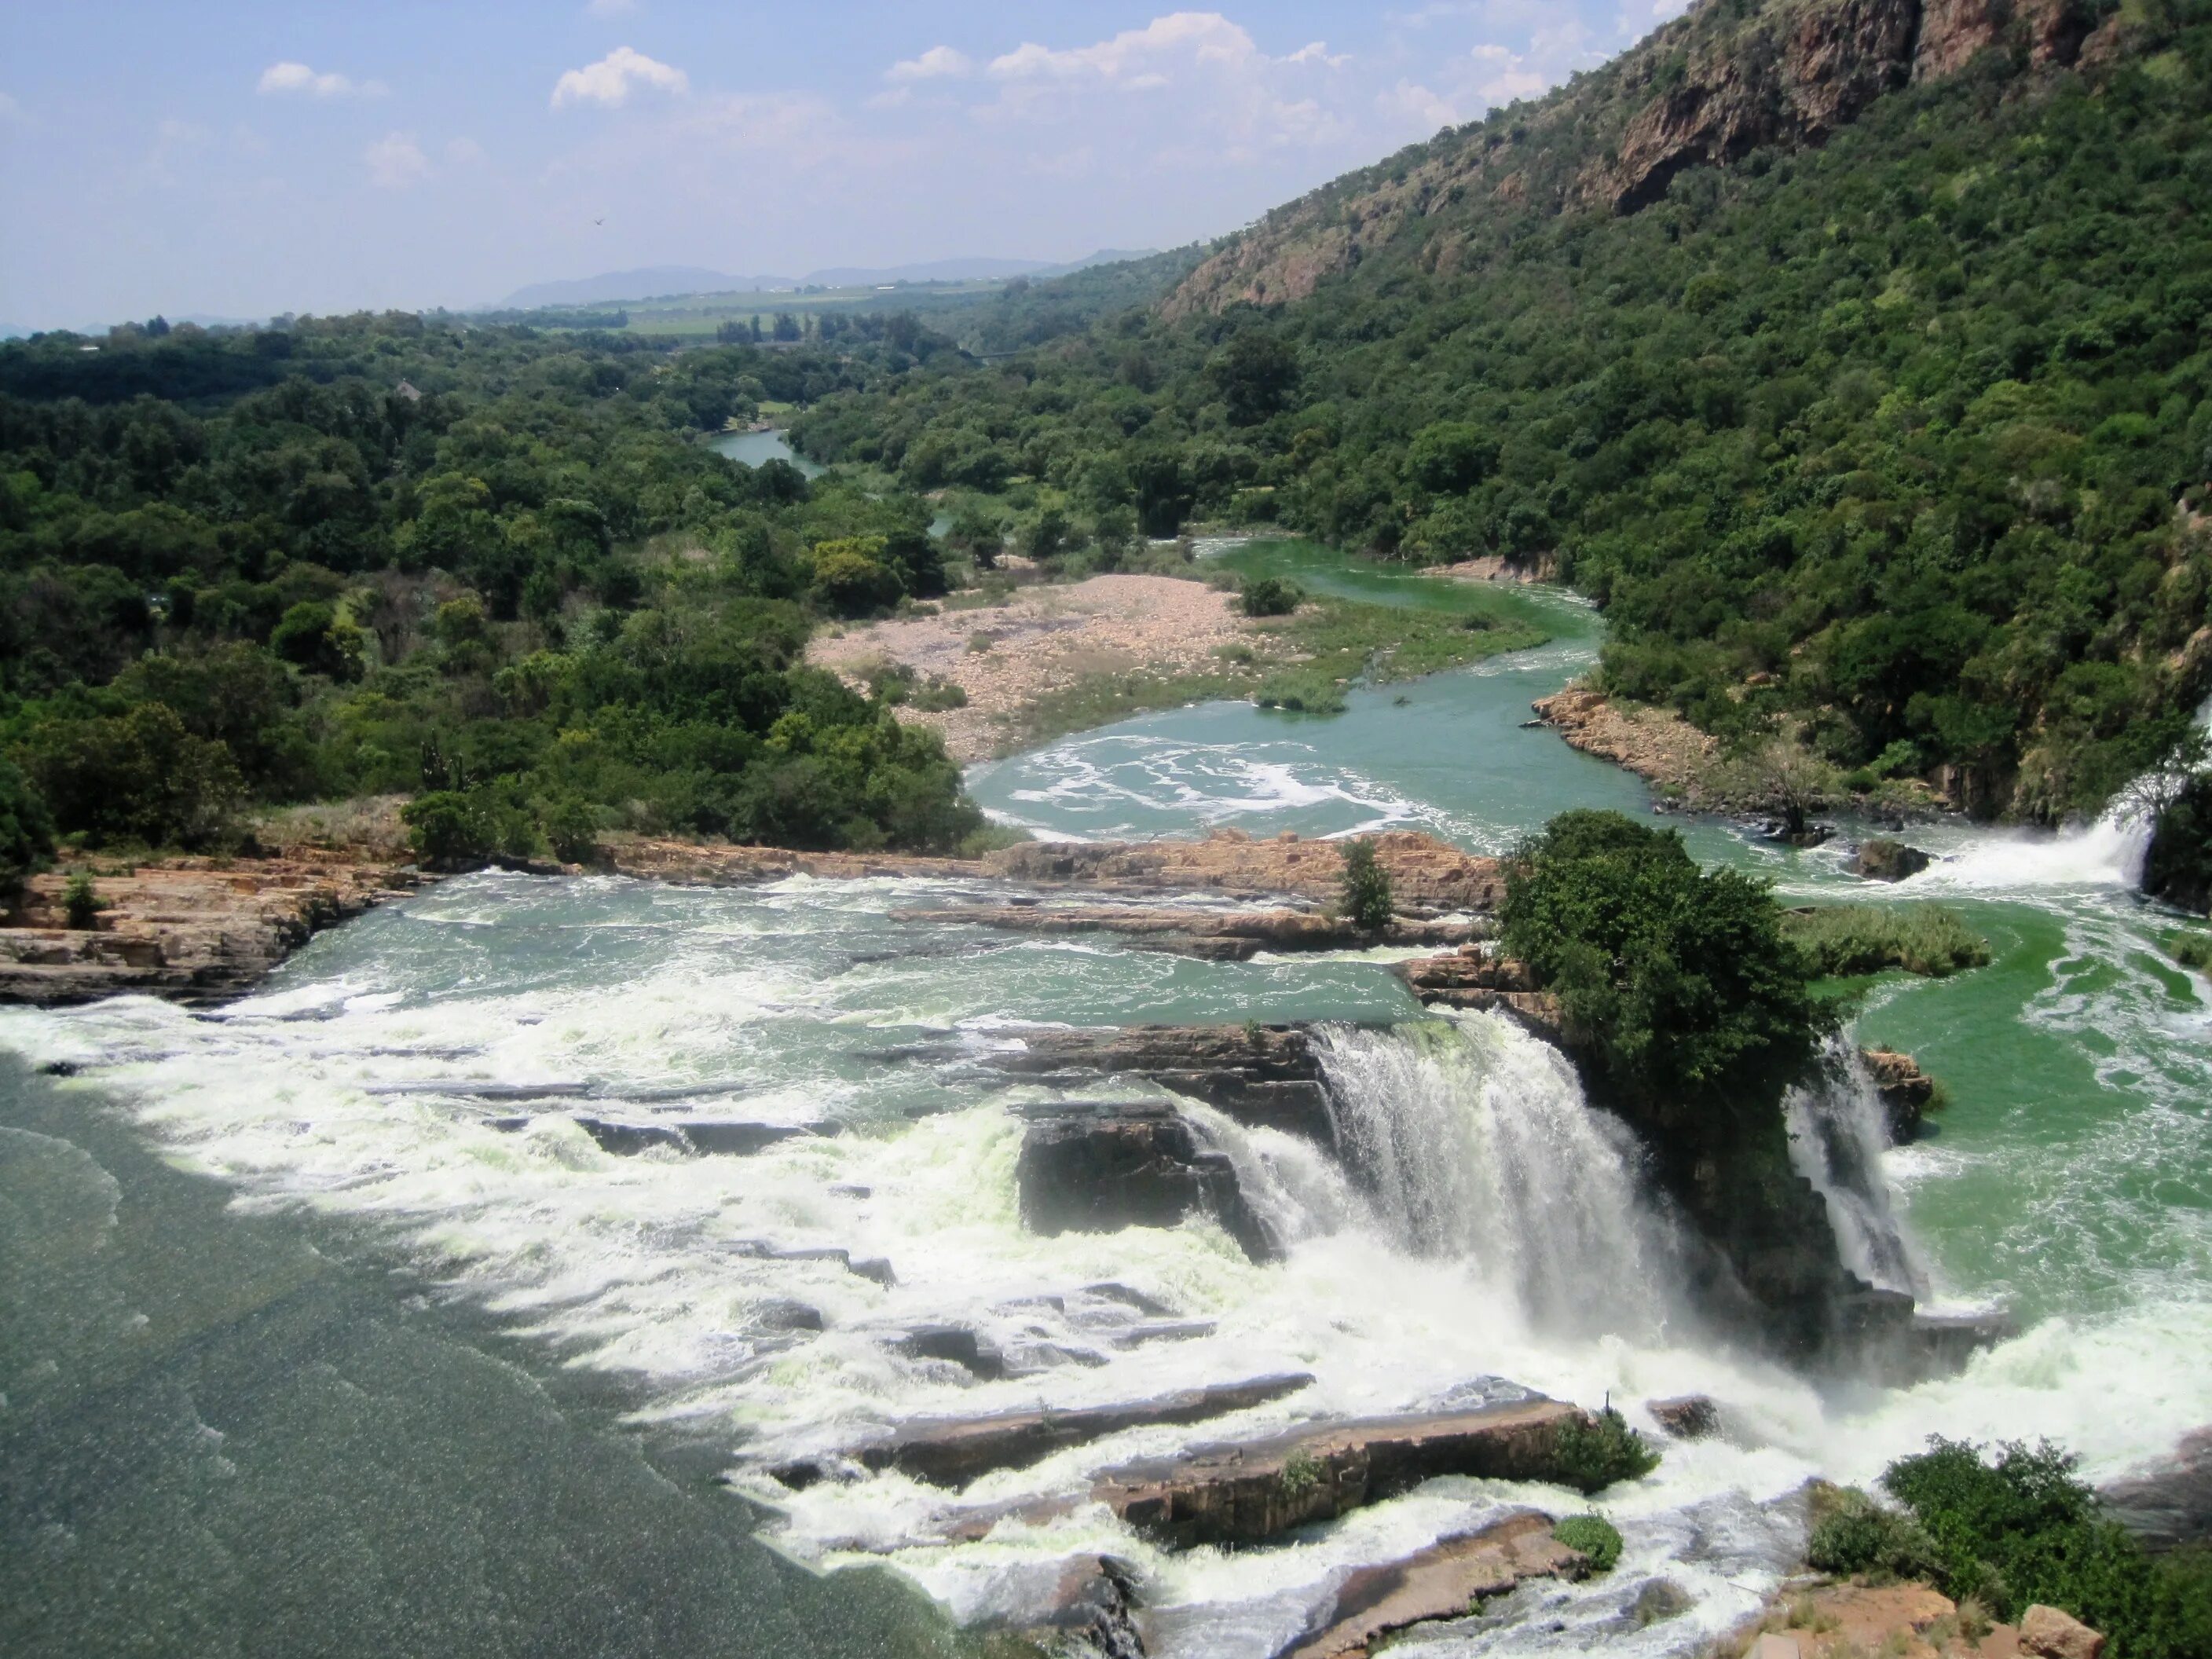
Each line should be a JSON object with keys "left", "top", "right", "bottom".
{"left": 364, "top": 131, "right": 430, "bottom": 189}
{"left": 1379, "top": 80, "right": 1460, "bottom": 133}
{"left": 987, "top": 13, "right": 1260, "bottom": 86}
{"left": 1284, "top": 42, "right": 1350, "bottom": 68}
{"left": 1469, "top": 43, "right": 1549, "bottom": 103}
{"left": 258, "top": 61, "right": 386, "bottom": 98}
{"left": 551, "top": 46, "right": 689, "bottom": 110}
{"left": 887, "top": 46, "right": 972, "bottom": 82}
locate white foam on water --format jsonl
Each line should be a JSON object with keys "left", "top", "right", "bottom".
{"left": 5, "top": 864, "right": 2210, "bottom": 1656}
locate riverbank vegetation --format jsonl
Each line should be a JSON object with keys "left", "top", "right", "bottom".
{"left": 791, "top": 7, "right": 2212, "bottom": 823}
{"left": 0, "top": 316, "right": 996, "bottom": 860}
{"left": 1810, "top": 1439, "right": 2212, "bottom": 1659}
{"left": 1782, "top": 903, "right": 1994, "bottom": 980}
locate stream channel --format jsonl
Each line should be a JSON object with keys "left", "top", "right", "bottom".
{"left": 4, "top": 543, "right": 2207, "bottom": 1657}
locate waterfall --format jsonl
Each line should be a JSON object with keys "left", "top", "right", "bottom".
{"left": 1311, "top": 1010, "right": 1676, "bottom": 1337}
{"left": 1783, "top": 1041, "right": 1928, "bottom": 1298}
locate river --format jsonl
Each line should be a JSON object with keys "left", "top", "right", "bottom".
{"left": 4, "top": 544, "right": 2207, "bottom": 1657}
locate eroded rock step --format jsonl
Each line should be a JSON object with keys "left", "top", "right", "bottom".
{"left": 1282, "top": 1509, "right": 1587, "bottom": 1659}
{"left": 981, "top": 1023, "right": 1338, "bottom": 1145}
{"left": 888, "top": 903, "right": 1484, "bottom": 961}
{"left": 1093, "top": 1398, "right": 1584, "bottom": 1550}
{"left": 1014, "top": 1098, "right": 1282, "bottom": 1264}
{"left": 484, "top": 1115, "right": 808, "bottom": 1156}
{"left": 768, "top": 1372, "right": 1317, "bottom": 1490}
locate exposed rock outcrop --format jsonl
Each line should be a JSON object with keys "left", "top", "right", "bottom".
{"left": 1284, "top": 1511, "right": 1588, "bottom": 1659}
{"left": 0, "top": 858, "right": 430, "bottom": 1006}
{"left": 1853, "top": 838, "right": 1933, "bottom": 881}
{"left": 886, "top": 902, "right": 1481, "bottom": 961}
{"left": 1015, "top": 1100, "right": 1282, "bottom": 1263}
{"left": 767, "top": 1373, "right": 1316, "bottom": 1490}
{"left": 1093, "top": 1398, "right": 1585, "bottom": 1549}
{"left": 1391, "top": 949, "right": 1562, "bottom": 1032}
{"left": 989, "top": 830, "right": 1505, "bottom": 914}
{"left": 978, "top": 1024, "right": 1339, "bottom": 1145}
{"left": 1531, "top": 687, "right": 1719, "bottom": 801}
{"left": 2020, "top": 1603, "right": 2107, "bottom": 1659}
{"left": 1862, "top": 1047, "right": 1937, "bottom": 1141}
{"left": 2097, "top": 1426, "right": 2212, "bottom": 1551}
{"left": 1166, "top": 0, "right": 2110, "bottom": 319}
{"left": 1648, "top": 1395, "right": 1722, "bottom": 1439}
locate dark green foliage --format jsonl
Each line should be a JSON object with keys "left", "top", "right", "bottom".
{"left": 1240, "top": 576, "right": 1302, "bottom": 617}
{"left": 62, "top": 871, "right": 103, "bottom": 930}
{"left": 1500, "top": 811, "right": 1828, "bottom": 1111}
{"left": 1881, "top": 1438, "right": 2212, "bottom": 1658}
{"left": 1553, "top": 1513, "right": 1624, "bottom": 1573}
{"left": 541, "top": 798, "right": 602, "bottom": 866}
{"left": 1339, "top": 837, "right": 1393, "bottom": 932}
{"left": 2169, "top": 932, "right": 2212, "bottom": 969}
{"left": 0, "top": 315, "right": 983, "bottom": 855}
{"left": 2146, "top": 776, "right": 2212, "bottom": 916}
{"left": 1806, "top": 1488, "right": 1940, "bottom": 1580}
{"left": 787, "top": 13, "right": 2212, "bottom": 821}
{"left": 1781, "top": 904, "right": 1992, "bottom": 978}
{"left": 401, "top": 792, "right": 497, "bottom": 866}
{"left": 0, "top": 755, "right": 54, "bottom": 896}
{"left": 1551, "top": 1407, "right": 1660, "bottom": 1496}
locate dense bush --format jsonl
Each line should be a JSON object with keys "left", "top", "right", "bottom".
{"left": 1240, "top": 576, "right": 1302, "bottom": 617}
{"left": 1879, "top": 1438, "right": 2212, "bottom": 1658}
{"left": 2145, "top": 776, "right": 2212, "bottom": 915}
{"left": 1553, "top": 1512, "right": 1624, "bottom": 1573}
{"left": 0, "top": 756, "right": 53, "bottom": 896}
{"left": 1781, "top": 904, "right": 1992, "bottom": 979}
{"left": 1552, "top": 1407, "right": 1661, "bottom": 1495}
{"left": 1500, "top": 811, "right": 1828, "bottom": 1111}
{"left": 1806, "top": 1487, "right": 1940, "bottom": 1580}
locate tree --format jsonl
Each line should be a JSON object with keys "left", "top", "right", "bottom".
{"left": 1339, "top": 837, "right": 1393, "bottom": 932}
{"left": 808, "top": 537, "right": 903, "bottom": 617}
{"left": 0, "top": 756, "right": 55, "bottom": 900}
{"left": 21, "top": 703, "right": 246, "bottom": 848}
{"left": 949, "top": 505, "right": 1005, "bottom": 570}
{"left": 1500, "top": 810, "right": 1826, "bottom": 1112}
{"left": 1206, "top": 331, "right": 1300, "bottom": 426}
{"left": 1408, "top": 421, "right": 1500, "bottom": 494}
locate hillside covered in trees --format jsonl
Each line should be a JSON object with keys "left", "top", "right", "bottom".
{"left": 795, "top": 0, "right": 2212, "bottom": 821}
{"left": 0, "top": 314, "right": 990, "bottom": 881}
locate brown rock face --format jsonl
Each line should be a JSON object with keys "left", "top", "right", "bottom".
{"left": 977, "top": 1023, "right": 1340, "bottom": 1144}
{"left": 2098, "top": 1426, "right": 2212, "bottom": 1551}
{"left": 1862, "top": 1047, "right": 1937, "bottom": 1141}
{"left": 2020, "top": 1603, "right": 2107, "bottom": 1659}
{"left": 1531, "top": 687, "right": 1719, "bottom": 800}
{"left": 1392, "top": 950, "right": 1562, "bottom": 1034}
{"left": 1284, "top": 1511, "right": 1588, "bottom": 1659}
{"left": 1093, "top": 1399, "right": 1584, "bottom": 1549}
{"left": 1014, "top": 1101, "right": 1282, "bottom": 1262}
{"left": 0, "top": 858, "right": 428, "bottom": 1006}
{"left": 990, "top": 830, "right": 1505, "bottom": 914}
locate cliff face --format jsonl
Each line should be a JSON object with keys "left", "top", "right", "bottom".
{"left": 1163, "top": 0, "right": 2097, "bottom": 318}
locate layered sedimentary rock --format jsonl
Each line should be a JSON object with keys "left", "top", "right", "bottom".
{"left": 1529, "top": 687, "right": 1719, "bottom": 800}
{"left": 1391, "top": 950, "right": 1561, "bottom": 1030}
{"left": 0, "top": 858, "right": 429, "bottom": 1006}
{"left": 1861, "top": 1047, "right": 1938, "bottom": 1141}
{"left": 1092, "top": 1399, "right": 1584, "bottom": 1549}
{"left": 977, "top": 1023, "right": 1339, "bottom": 1144}
{"left": 1015, "top": 1100, "right": 1282, "bottom": 1263}
{"left": 988, "top": 830, "right": 1505, "bottom": 913}
{"left": 1284, "top": 1511, "right": 1588, "bottom": 1659}
{"left": 886, "top": 902, "right": 1481, "bottom": 961}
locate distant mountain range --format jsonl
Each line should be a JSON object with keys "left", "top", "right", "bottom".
{"left": 497, "top": 251, "right": 1155, "bottom": 311}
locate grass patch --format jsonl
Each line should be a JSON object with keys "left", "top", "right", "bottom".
{"left": 2168, "top": 931, "right": 2212, "bottom": 969}
{"left": 1782, "top": 903, "right": 1992, "bottom": 979}
{"left": 1553, "top": 1513, "right": 1624, "bottom": 1573}
{"left": 1254, "top": 671, "right": 1347, "bottom": 714}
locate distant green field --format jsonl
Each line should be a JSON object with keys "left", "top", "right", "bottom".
{"left": 520, "top": 280, "right": 1016, "bottom": 339}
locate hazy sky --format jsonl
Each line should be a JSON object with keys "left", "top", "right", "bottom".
{"left": 0, "top": 2, "right": 1689, "bottom": 330}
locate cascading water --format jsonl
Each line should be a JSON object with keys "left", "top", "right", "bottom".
{"left": 1782, "top": 1041, "right": 1929, "bottom": 1299}
{"left": 1311, "top": 1011, "right": 1679, "bottom": 1338}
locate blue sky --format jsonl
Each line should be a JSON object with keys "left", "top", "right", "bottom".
{"left": 0, "top": 2, "right": 1689, "bottom": 330}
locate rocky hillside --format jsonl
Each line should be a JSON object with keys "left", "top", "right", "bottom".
{"left": 1166, "top": 0, "right": 2104, "bottom": 317}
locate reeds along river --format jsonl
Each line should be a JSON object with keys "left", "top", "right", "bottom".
{"left": 4, "top": 550, "right": 2209, "bottom": 1658}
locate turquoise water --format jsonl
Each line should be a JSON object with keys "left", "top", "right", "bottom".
{"left": 5, "top": 540, "right": 2208, "bottom": 1657}
{"left": 709, "top": 427, "right": 826, "bottom": 478}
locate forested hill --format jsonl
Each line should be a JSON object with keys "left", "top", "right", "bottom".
{"left": 798, "top": 0, "right": 2212, "bottom": 822}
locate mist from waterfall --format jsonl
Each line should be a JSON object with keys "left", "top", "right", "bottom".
{"left": 1784, "top": 1040, "right": 1929, "bottom": 1299}
{"left": 1310, "top": 1010, "right": 1682, "bottom": 1339}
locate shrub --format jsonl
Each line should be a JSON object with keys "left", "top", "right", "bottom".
{"left": 1880, "top": 1438, "right": 2212, "bottom": 1657}
{"left": 1552, "top": 1407, "right": 1660, "bottom": 1495}
{"left": 541, "top": 798, "right": 601, "bottom": 866}
{"left": 1554, "top": 1513, "right": 1624, "bottom": 1573}
{"left": 809, "top": 539, "right": 903, "bottom": 617}
{"left": 401, "top": 791, "right": 496, "bottom": 866}
{"left": 23, "top": 703, "right": 246, "bottom": 849}
{"left": 1339, "top": 837, "right": 1394, "bottom": 932}
{"left": 0, "top": 756, "right": 56, "bottom": 899}
{"left": 1807, "top": 1488, "right": 1939, "bottom": 1580}
{"left": 908, "top": 678, "right": 969, "bottom": 712}
{"left": 1241, "top": 576, "right": 1302, "bottom": 617}
{"left": 1254, "top": 672, "right": 1346, "bottom": 714}
{"left": 1279, "top": 1447, "right": 1325, "bottom": 1500}
{"left": 2169, "top": 932, "right": 2212, "bottom": 970}
{"left": 62, "top": 871, "right": 104, "bottom": 930}
{"left": 1781, "top": 904, "right": 1992, "bottom": 979}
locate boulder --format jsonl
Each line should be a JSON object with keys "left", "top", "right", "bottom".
{"left": 2020, "top": 1603, "right": 2106, "bottom": 1659}
{"left": 1093, "top": 1398, "right": 1584, "bottom": 1550}
{"left": 2097, "top": 1426, "right": 2212, "bottom": 1551}
{"left": 1646, "top": 1395, "right": 1719, "bottom": 1439}
{"left": 1860, "top": 1048, "right": 1936, "bottom": 1142}
{"left": 1852, "top": 838, "right": 1932, "bottom": 881}
{"left": 890, "top": 1324, "right": 1004, "bottom": 1379}
{"left": 1283, "top": 1511, "right": 1587, "bottom": 1659}
{"left": 1015, "top": 1101, "right": 1280, "bottom": 1263}
{"left": 769, "top": 1372, "right": 1315, "bottom": 1489}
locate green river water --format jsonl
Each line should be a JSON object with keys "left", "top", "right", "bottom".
{"left": 3, "top": 541, "right": 2206, "bottom": 1658}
